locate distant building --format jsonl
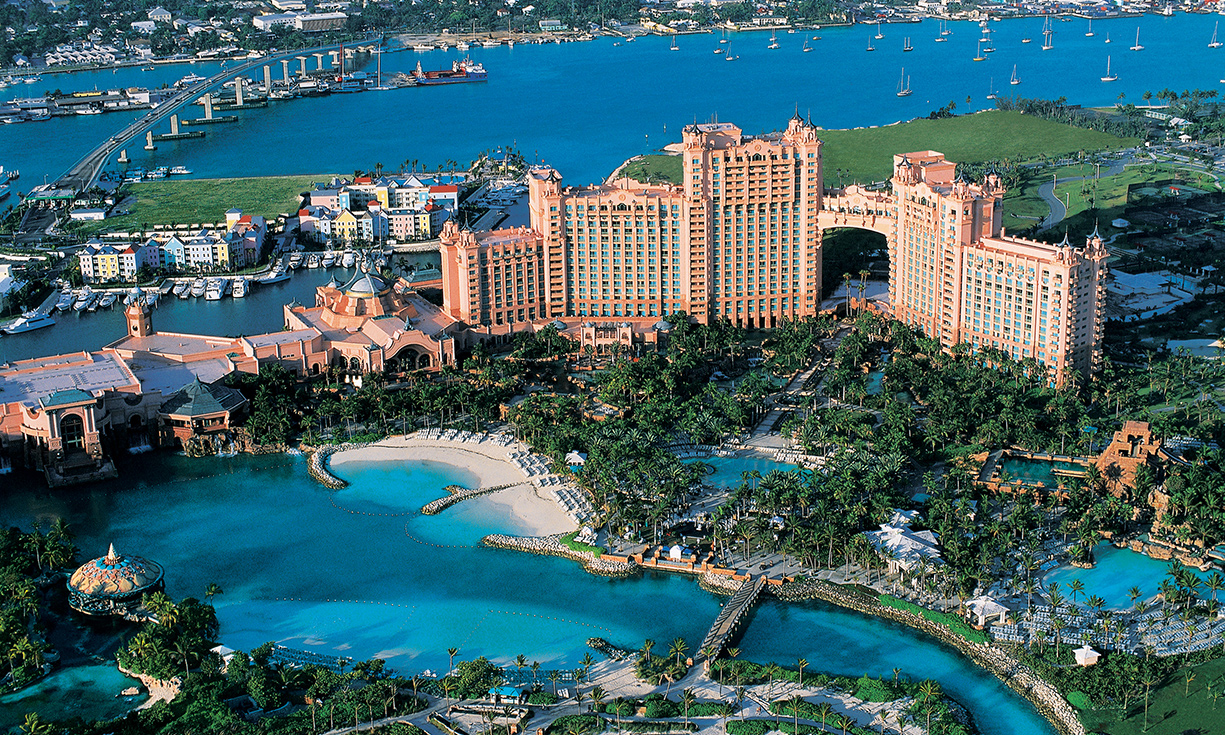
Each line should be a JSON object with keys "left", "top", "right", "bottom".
{"left": 252, "top": 13, "right": 298, "bottom": 30}
{"left": 295, "top": 12, "right": 347, "bottom": 32}
{"left": 538, "top": 19, "right": 568, "bottom": 31}
{"left": 147, "top": 6, "right": 172, "bottom": 23}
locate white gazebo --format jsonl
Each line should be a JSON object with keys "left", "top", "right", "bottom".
{"left": 965, "top": 595, "right": 1010, "bottom": 628}
{"left": 1074, "top": 644, "right": 1100, "bottom": 667}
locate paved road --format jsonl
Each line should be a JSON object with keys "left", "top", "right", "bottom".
{"left": 52, "top": 38, "right": 377, "bottom": 193}
{"left": 1037, "top": 157, "right": 1129, "bottom": 231}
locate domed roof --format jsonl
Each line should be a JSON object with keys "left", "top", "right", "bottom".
{"left": 341, "top": 267, "right": 390, "bottom": 298}
{"left": 68, "top": 544, "right": 163, "bottom": 599}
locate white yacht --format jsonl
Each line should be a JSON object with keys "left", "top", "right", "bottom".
{"left": 321, "top": 252, "right": 336, "bottom": 268}
{"left": 205, "top": 278, "right": 226, "bottom": 300}
{"left": 56, "top": 291, "right": 74, "bottom": 311}
{"left": 307, "top": 254, "right": 320, "bottom": 268}
{"left": 289, "top": 252, "right": 304, "bottom": 269}
{"left": 3, "top": 312, "right": 55, "bottom": 334}
{"left": 98, "top": 292, "right": 118, "bottom": 309}
{"left": 341, "top": 250, "right": 357, "bottom": 268}
{"left": 190, "top": 278, "right": 207, "bottom": 298}
{"left": 231, "top": 278, "right": 248, "bottom": 298}
{"left": 74, "top": 287, "right": 95, "bottom": 311}
{"left": 173, "top": 281, "right": 190, "bottom": 298}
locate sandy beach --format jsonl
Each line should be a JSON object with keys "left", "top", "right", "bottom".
{"left": 328, "top": 436, "right": 575, "bottom": 536}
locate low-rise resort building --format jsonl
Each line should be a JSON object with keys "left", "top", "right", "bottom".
{"left": 67, "top": 543, "right": 164, "bottom": 617}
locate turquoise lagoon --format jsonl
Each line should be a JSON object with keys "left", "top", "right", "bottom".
{"left": 0, "top": 452, "right": 1054, "bottom": 733}
{"left": 997, "top": 454, "right": 1087, "bottom": 487}
{"left": 1043, "top": 542, "right": 1215, "bottom": 610}
{"left": 0, "top": 665, "right": 145, "bottom": 726}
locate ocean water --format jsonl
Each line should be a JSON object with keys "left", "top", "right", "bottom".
{"left": 0, "top": 452, "right": 1054, "bottom": 733}
{"left": 3, "top": 15, "right": 1224, "bottom": 191}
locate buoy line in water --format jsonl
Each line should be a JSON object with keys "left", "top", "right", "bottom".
{"left": 128, "top": 460, "right": 293, "bottom": 490}
{"left": 486, "top": 609, "right": 612, "bottom": 634}
{"left": 328, "top": 491, "right": 417, "bottom": 518}
{"left": 402, "top": 519, "right": 477, "bottom": 549}
{"left": 266, "top": 597, "right": 419, "bottom": 610}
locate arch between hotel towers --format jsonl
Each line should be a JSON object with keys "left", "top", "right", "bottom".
{"left": 440, "top": 117, "right": 1106, "bottom": 385}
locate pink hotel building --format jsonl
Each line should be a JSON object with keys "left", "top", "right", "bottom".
{"left": 441, "top": 116, "right": 1106, "bottom": 383}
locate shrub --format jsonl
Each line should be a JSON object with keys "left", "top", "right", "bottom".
{"left": 726, "top": 720, "right": 770, "bottom": 735}
{"left": 1066, "top": 691, "right": 1091, "bottom": 710}
{"left": 643, "top": 697, "right": 679, "bottom": 719}
{"left": 546, "top": 715, "right": 604, "bottom": 735}
{"left": 528, "top": 691, "right": 559, "bottom": 706}
{"left": 852, "top": 675, "right": 899, "bottom": 703}
{"left": 877, "top": 595, "right": 988, "bottom": 644}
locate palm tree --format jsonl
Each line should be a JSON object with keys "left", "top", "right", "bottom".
{"left": 681, "top": 688, "right": 696, "bottom": 728}
{"left": 796, "top": 657, "right": 808, "bottom": 688}
{"left": 669, "top": 637, "right": 689, "bottom": 667}
{"left": 548, "top": 669, "right": 562, "bottom": 696}
{"left": 1143, "top": 676, "right": 1155, "bottom": 731}
{"left": 1068, "top": 579, "right": 1085, "bottom": 606}
{"left": 814, "top": 701, "right": 833, "bottom": 733}
{"left": 173, "top": 639, "right": 192, "bottom": 681}
{"left": 590, "top": 685, "right": 606, "bottom": 714}
{"left": 204, "top": 582, "right": 223, "bottom": 604}
{"left": 918, "top": 680, "right": 938, "bottom": 733}
{"left": 788, "top": 694, "right": 805, "bottom": 734}
{"left": 18, "top": 713, "right": 52, "bottom": 735}
{"left": 448, "top": 647, "right": 459, "bottom": 674}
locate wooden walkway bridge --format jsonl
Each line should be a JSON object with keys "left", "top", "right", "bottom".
{"left": 699, "top": 575, "right": 767, "bottom": 660}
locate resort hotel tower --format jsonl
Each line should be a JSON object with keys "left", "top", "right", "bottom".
{"left": 440, "top": 116, "right": 1106, "bottom": 384}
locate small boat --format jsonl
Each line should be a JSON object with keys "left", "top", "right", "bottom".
{"left": 76, "top": 107, "right": 101, "bottom": 115}
{"left": 289, "top": 252, "right": 304, "bottom": 269}
{"left": 1211, "top": 22, "right": 1223, "bottom": 49}
{"left": 903, "top": 37, "right": 913, "bottom": 52}
{"left": 670, "top": 36, "right": 678, "bottom": 51}
{"left": 1011, "top": 65, "right": 1021, "bottom": 85}
{"left": 413, "top": 44, "right": 434, "bottom": 52}
{"left": 145, "top": 293, "right": 158, "bottom": 308}
{"left": 973, "top": 40, "right": 985, "bottom": 61}
{"left": 896, "top": 69, "right": 912, "bottom": 98}
{"left": 342, "top": 250, "right": 357, "bottom": 268}
{"left": 321, "top": 252, "right": 336, "bottom": 268}
{"left": 1042, "top": 30, "right": 1053, "bottom": 51}
{"left": 456, "top": 42, "right": 470, "bottom": 51}
{"left": 714, "top": 46, "right": 724, "bottom": 54}
{"left": 803, "top": 39, "right": 812, "bottom": 53}
{"left": 1085, "top": 18, "right": 1094, "bottom": 38}
{"left": 1105, "top": 32, "right": 1111, "bottom": 44}
{"left": 986, "top": 77, "right": 996, "bottom": 100}
{"left": 205, "top": 278, "right": 225, "bottom": 300}
{"left": 98, "top": 292, "right": 117, "bottom": 309}
{"left": 169, "top": 166, "right": 192, "bottom": 175}
{"left": 1101, "top": 55, "right": 1117, "bottom": 82}
{"left": 941, "top": 21, "right": 950, "bottom": 37}
{"left": 307, "top": 254, "right": 320, "bottom": 269}
{"left": 768, "top": 31, "right": 779, "bottom": 50}
{"left": 2, "top": 312, "right": 54, "bottom": 335}
{"left": 875, "top": 22, "right": 884, "bottom": 40}
{"left": 867, "top": 36, "right": 875, "bottom": 52}
{"left": 190, "top": 278, "right": 207, "bottom": 298}
{"left": 1130, "top": 27, "right": 1143, "bottom": 51}
{"left": 481, "top": 40, "right": 499, "bottom": 48}
{"left": 1021, "top": 37, "right": 1032, "bottom": 43}
{"left": 87, "top": 295, "right": 101, "bottom": 312}
{"left": 231, "top": 278, "right": 247, "bottom": 298}
{"left": 74, "top": 287, "right": 94, "bottom": 311}
{"left": 56, "top": 292, "right": 74, "bottom": 311}
{"left": 258, "top": 269, "right": 290, "bottom": 285}
{"left": 173, "top": 282, "right": 189, "bottom": 297}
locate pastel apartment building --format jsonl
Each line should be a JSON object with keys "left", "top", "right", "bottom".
{"left": 78, "top": 211, "right": 266, "bottom": 282}
{"left": 302, "top": 175, "right": 459, "bottom": 246}
{"left": 439, "top": 117, "right": 1107, "bottom": 384}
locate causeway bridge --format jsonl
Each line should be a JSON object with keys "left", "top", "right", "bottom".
{"left": 51, "top": 38, "right": 377, "bottom": 192}
{"left": 699, "top": 574, "right": 767, "bottom": 660}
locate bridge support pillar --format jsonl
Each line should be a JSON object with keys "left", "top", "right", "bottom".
{"left": 314, "top": 53, "right": 325, "bottom": 70}
{"left": 203, "top": 94, "right": 213, "bottom": 120}
{"left": 263, "top": 65, "right": 272, "bottom": 93}
{"left": 235, "top": 77, "right": 244, "bottom": 107}
{"left": 299, "top": 57, "right": 308, "bottom": 78}
{"left": 117, "top": 149, "right": 129, "bottom": 164}
{"left": 144, "top": 131, "right": 156, "bottom": 151}
{"left": 170, "top": 114, "right": 179, "bottom": 135}
{"left": 282, "top": 59, "right": 292, "bottom": 86}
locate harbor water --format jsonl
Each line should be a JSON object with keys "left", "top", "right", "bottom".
{"left": 0, "top": 452, "right": 1054, "bottom": 733}
{"left": 3, "top": 15, "right": 1225, "bottom": 190}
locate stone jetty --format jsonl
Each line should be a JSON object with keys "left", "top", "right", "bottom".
{"left": 421, "top": 482, "right": 521, "bottom": 515}
{"left": 482, "top": 534, "right": 639, "bottom": 578}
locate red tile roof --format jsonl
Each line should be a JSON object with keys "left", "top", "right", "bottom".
{"left": 430, "top": 184, "right": 458, "bottom": 193}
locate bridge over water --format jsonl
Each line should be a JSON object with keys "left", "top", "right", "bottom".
{"left": 698, "top": 574, "right": 767, "bottom": 661}
{"left": 51, "top": 39, "right": 377, "bottom": 193}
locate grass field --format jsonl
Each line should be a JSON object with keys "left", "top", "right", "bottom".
{"left": 83, "top": 174, "right": 332, "bottom": 233}
{"left": 1080, "top": 656, "right": 1225, "bottom": 735}
{"left": 819, "top": 111, "right": 1138, "bottom": 183}
{"left": 619, "top": 155, "right": 684, "bottom": 185}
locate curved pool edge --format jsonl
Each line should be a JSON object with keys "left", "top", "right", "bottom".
{"left": 774, "top": 578, "right": 1083, "bottom": 735}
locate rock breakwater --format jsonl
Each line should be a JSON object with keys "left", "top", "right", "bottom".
{"left": 482, "top": 534, "right": 638, "bottom": 578}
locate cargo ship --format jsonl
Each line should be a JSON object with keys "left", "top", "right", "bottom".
{"left": 414, "top": 58, "right": 487, "bottom": 85}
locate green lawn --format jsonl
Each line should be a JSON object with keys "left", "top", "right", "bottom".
{"left": 619, "top": 155, "right": 684, "bottom": 186}
{"left": 84, "top": 174, "right": 333, "bottom": 233}
{"left": 1080, "top": 656, "right": 1225, "bottom": 735}
{"left": 819, "top": 111, "right": 1139, "bottom": 183}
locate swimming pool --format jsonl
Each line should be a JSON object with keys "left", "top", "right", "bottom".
{"left": 997, "top": 454, "right": 1088, "bottom": 487}
{"left": 688, "top": 455, "right": 800, "bottom": 489}
{"left": 1043, "top": 543, "right": 1214, "bottom": 610}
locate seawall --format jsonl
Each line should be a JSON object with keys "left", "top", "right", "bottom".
{"left": 481, "top": 534, "right": 639, "bottom": 578}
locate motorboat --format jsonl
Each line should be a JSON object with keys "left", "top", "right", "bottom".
{"left": 307, "top": 254, "right": 320, "bottom": 268}
{"left": 3, "top": 312, "right": 54, "bottom": 334}
{"left": 258, "top": 268, "right": 290, "bottom": 284}
{"left": 173, "top": 281, "right": 190, "bottom": 297}
{"left": 145, "top": 293, "right": 158, "bottom": 308}
{"left": 56, "top": 291, "right": 74, "bottom": 311}
{"left": 321, "top": 252, "right": 336, "bottom": 268}
{"left": 74, "top": 287, "right": 94, "bottom": 311}
{"left": 190, "top": 278, "right": 207, "bottom": 298}
{"left": 342, "top": 250, "right": 357, "bottom": 268}
{"left": 231, "top": 278, "right": 248, "bottom": 298}
{"left": 289, "top": 252, "right": 304, "bottom": 269}
{"left": 205, "top": 278, "right": 225, "bottom": 300}
{"left": 98, "top": 292, "right": 117, "bottom": 309}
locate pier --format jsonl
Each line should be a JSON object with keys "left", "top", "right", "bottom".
{"left": 698, "top": 574, "right": 766, "bottom": 660}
